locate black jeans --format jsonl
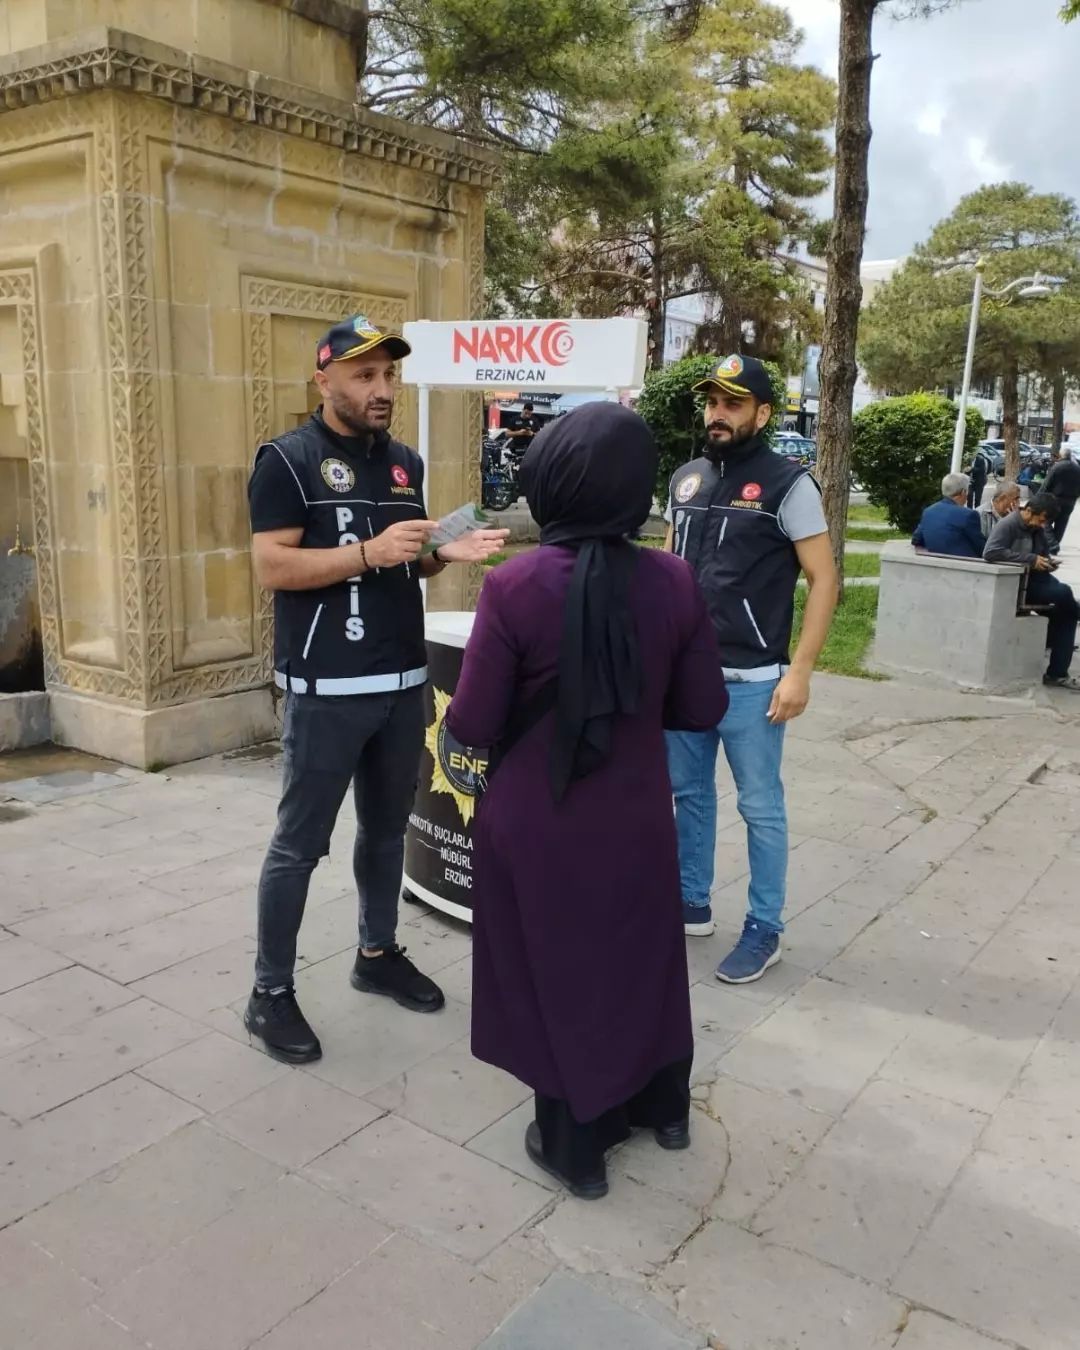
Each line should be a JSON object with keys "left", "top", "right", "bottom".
{"left": 255, "top": 688, "right": 425, "bottom": 989}
{"left": 1026, "top": 572, "right": 1080, "bottom": 680}
{"left": 1052, "top": 498, "right": 1075, "bottom": 547}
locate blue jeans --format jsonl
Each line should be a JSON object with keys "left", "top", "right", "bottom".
{"left": 666, "top": 678, "right": 787, "bottom": 934}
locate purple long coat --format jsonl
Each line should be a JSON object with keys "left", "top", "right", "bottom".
{"left": 445, "top": 546, "right": 728, "bottom": 1123}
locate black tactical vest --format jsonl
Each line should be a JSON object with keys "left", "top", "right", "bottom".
{"left": 669, "top": 438, "right": 814, "bottom": 669}
{"left": 258, "top": 412, "right": 427, "bottom": 695}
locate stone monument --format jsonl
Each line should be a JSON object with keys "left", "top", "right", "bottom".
{"left": 0, "top": 0, "right": 494, "bottom": 766}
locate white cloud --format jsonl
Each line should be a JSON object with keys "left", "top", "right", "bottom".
{"left": 783, "top": 0, "right": 1077, "bottom": 256}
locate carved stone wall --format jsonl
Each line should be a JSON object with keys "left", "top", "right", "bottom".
{"left": 0, "top": 22, "right": 494, "bottom": 764}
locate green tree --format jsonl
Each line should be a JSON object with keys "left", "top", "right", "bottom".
{"left": 859, "top": 184, "right": 1080, "bottom": 479}
{"left": 531, "top": 0, "right": 835, "bottom": 369}
{"left": 851, "top": 394, "right": 984, "bottom": 532}
{"left": 636, "top": 351, "right": 785, "bottom": 500}
{"left": 1061, "top": 0, "right": 1079, "bottom": 19}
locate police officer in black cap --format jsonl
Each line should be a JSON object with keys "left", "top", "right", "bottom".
{"left": 245, "top": 315, "right": 508, "bottom": 1063}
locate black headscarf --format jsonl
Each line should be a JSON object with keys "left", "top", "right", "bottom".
{"left": 521, "top": 402, "right": 658, "bottom": 802}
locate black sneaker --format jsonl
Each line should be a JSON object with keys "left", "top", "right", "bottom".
{"left": 244, "top": 986, "right": 322, "bottom": 1064}
{"left": 1043, "top": 674, "right": 1080, "bottom": 691}
{"left": 350, "top": 945, "right": 445, "bottom": 1013}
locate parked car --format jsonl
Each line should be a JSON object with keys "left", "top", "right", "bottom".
{"left": 977, "top": 439, "right": 1044, "bottom": 476}
{"left": 774, "top": 432, "right": 816, "bottom": 466}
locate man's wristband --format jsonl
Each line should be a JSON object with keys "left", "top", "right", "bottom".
{"left": 430, "top": 547, "right": 448, "bottom": 570}
{"left": 359, "top": 540, "right": 369, "bottom": 571}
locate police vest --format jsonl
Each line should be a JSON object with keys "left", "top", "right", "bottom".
{"left": 669, "top": 439, "right": 813, "bottom": 669}
{"left": 259, "top": 414, "right": 427, "bottom": 695}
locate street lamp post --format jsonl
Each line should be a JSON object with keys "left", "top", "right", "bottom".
{"left": 950, "top": 265, "right": 1055, "bottom": 474}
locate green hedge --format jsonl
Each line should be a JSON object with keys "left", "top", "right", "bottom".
{"left": 851, "top": 393, "right": 984, "bottom": 533}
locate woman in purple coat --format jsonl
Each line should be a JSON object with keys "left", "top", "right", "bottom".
{"left": 446, "top": 403, "right": 728, "bottom": 1199}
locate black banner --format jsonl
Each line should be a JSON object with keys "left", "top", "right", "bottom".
{"left": 403, "top": 639, "right": 486, "bottom": 920}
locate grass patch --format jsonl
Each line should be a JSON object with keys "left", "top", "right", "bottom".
{"left": 846, "top": 524, "right": 909, "bottom": 542}
{"left": 483, "top": 551, "right": 509, "bottom": 568}
{"left": 793, "top": 584, "right": 883, "bottom": 679}
{"left": 847, "top": 502, "right": 889, "bottom": 524}
{"left": 843, "top": 550, "right": 881, "bottom": 578}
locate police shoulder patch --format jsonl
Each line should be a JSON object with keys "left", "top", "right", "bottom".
{"left": 674, "top": 472, "right": 702, "bottom": 504}
{"left": 320, "top": 458, "right": 355, "bottom": 493}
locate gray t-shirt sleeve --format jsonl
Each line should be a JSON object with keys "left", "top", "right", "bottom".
{"left": 778, "top": 474, "right": 828, "bottom": 540}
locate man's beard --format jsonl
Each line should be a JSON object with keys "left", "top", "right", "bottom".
{"left": 703, "top": 422, "right": 759, "bottom": 463}
{"left": 328, "top": 392, "right": 392, "bottom": 437}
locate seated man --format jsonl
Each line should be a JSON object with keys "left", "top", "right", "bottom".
{"left": 912, "top": 472, "right": 986, "bottom": 558}
{"left": 985, "top": 493, "right": 1080, "bottom": 691}
{"left": 979, "top": 480, "right": 1020, "bottom": 539}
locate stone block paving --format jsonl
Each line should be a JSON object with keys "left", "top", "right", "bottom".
{"left": 2, "top": 678, "right": 1080, "bottom": 1348}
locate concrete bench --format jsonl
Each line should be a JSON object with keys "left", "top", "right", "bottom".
{"left": 874, "top": 542, "right": 1047, "bottom": 692}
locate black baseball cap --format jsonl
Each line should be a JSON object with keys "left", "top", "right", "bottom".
{"left": 693, "top": 354, "right": 773, "bottom": 404}
{"left": 316, "top": 314, "right": 411, "bottom": 369}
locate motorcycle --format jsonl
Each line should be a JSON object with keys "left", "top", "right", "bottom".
{"left": 481, "top": 433, "right": 526, "bottom": 512}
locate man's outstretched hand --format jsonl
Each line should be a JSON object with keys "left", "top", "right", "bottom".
{"left": 437, "top": 529, "right": 511, "bottom": 564}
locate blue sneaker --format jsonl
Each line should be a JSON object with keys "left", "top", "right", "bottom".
{"left": 683, "top": 902, "right": 715, "bottom": 937}
{"left": 715, "top": 919, "right": 781, "bottom": 984}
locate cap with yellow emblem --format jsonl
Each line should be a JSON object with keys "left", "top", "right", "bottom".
{"left": 692, "top": 353, "right": 773, "bottom": 404}
{"left": 315, "top": 314, "right": 411, "bottom": 370}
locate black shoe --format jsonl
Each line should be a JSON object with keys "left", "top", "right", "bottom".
{"left": 524, "top": 1122, "right": 608, "bottom": 1200}
{"left": 244, "top": 986, "right": 322, "bottom": 1064}
{"left": 655, "top": 1119, "right": 691, "bottom": 1151}
{"left": 350, "top": 945, "right": 445, "bottom": 1013}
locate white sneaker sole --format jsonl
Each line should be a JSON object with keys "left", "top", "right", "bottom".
{"left": 715, "top": 947, "right": 782, "bottom": 984}
{"left": 684, "top": 918, "right": 715, "bottom": 937}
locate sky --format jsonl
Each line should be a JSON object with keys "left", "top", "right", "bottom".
{"left": 782, "top": 0, "right": 1076, "bottom": 260}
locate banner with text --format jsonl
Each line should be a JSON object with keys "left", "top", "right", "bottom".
{"left": 402, "top": 317, "right": 648, "bottom": 391}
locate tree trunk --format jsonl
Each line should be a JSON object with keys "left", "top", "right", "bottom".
{"left": 1001, "top": 361, "right": 1020, "bottom": 480}
{"left": 816, "top": 0, "right": 878, "bottom": 595}
{"left": 648, "top": 213, "right": 666, "bottom": 372}
{"left": 1051, "top": 371, "right": 1066, "bottom": 453}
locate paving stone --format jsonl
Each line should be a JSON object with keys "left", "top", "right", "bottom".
{"left": 22, "top": 1303, "right": 151, "bottom": 1350}
{"left": 308, "top": 1114, "right": 550, "bottom": 1261}
{"left": 895, "top": 1153, "right": 1080, "bottom": 1350}
{"left": 661, "top": 1219, "right": 906, "bottom": 1349}
{"left": 210, "top": 1070, "right": 383, "bottom": 1168}
{"left": 0, "top": 1012, "right": 40, "bottom": 1054}
{"left": 128, "top": 937, "right": 261, "bottom": 1019}
{"left": 879, "top": 1014, "right": 1037, "bottom": 1113}
{"left": 10, "top": 885, "right": 195, "bottom": 954}
{"left": 894, "top": 1311, "right": 1018, "bottom": 1349}
{"left": 139, "top": 846, "right": 267, "bottom": 903}
{"left": 778, "top": 897, "right": 876, "bottom": 973}
{"left": 609, "top": 1104, "right": 730, "bottom": 1210}
{"left": 1009, "top": 1031, "right": 1080, "bottom": 1110}
{"left": 292, "top": 891, "right": 364, "bottom": 965}
{"left": 715, "top": 977, "right": 910, "bottom": 1115}
{"left": 753, "top": 1079, "right": 985, "bottom": 1283}
{"left": 0, "top": 1075, "right": 200, "bottom": 1227}
{"left": 0, "top": 967, "right": 136, "bottom": 1037}
{"left": 62, "top": 814, "right": 208, "bottom": 859}
{"left": 979, "top": 1093, "right": 1080, "bottom": 1185}
{"left": 479, "top": 1271, "right": 700, "bottom": 1350}
{"left": 821, "top": 911, "right": 983, "bottom": 1016}
{"left": 702, "top": 1075, "right": 834, "bottom": 1224}
{"left": 305, "top": 990, "right": 471, "bottom": 1100}
{"left": 435, "top": 953, "right": 473, "bottom": 1005}
{"left": 365, "top": 1039, "right": 531, "bottom": 1144}
{"left": 254, "top": 1233, "right": 549, "bottom": 1350}
{"left": 0, "top": 937, "right": 72, "bottom": 994}
{"left": 886, "top": 816, "right": 980, "bottom": 867}
{"left": 528, "top": 1175, "right": 699, "bottom": 1281}
{"left": 826, "top": 852, "right": 934, "bottom": 912}
{"left": 713, "top": 839, "right": 877, "bottom": 923}
{"left": 688, "top": 981, "right": 765, "bottom": 1045}
{"left": 15, "top": 1122, "right": 281, "bottom": 1288}
{"left": 98, "top": 1174, "right": 392, "bottom": 1350}
{"left": 0, "top": 998, "right": 204, "bottom": 1121}
{"left": 466, "top": 1099, "right": 560, "bottom": 1191}
{"left": 68, "top": 888, "right": 255, "bottom": 984}
{"left": 137, "top": 1031, "right": 286, "bottom": 1112}
{"left": 394, "top": 908, "right": 475, "bottom": 973}
{"left": 0, "top": 1225, "right": 100, "bottom": 1347}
